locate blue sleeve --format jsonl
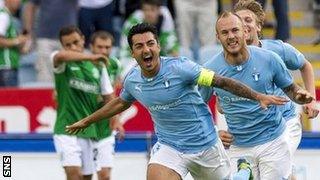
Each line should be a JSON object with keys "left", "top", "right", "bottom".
{"left": 271, "top": 53, "right": 294, "bottom": 89}
{"left": 177, "top": 57, "right": 202, "bottom": 84}
{"left": 119, "top": 80, "right": 136, "bottom": 103}
{"left": 283, "top": 42, "right": 305, "bottom": 70}
{"left": 198, "top": 86, "right": 214, "bottom": 103}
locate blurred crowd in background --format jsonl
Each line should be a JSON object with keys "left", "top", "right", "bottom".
{"left": 0, "top": 0, "right": 316, "bottom": 88}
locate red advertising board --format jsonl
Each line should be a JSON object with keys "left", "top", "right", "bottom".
{"left": 0, "top": 88, "right": 55, "bottom": 132}
{"left": 0, "top": 88, "right": 318, "bottom": 133}
{"left": 0, "top": 88, "right": 155, "bottom": 133}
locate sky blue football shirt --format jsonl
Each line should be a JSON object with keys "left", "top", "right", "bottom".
{"left": 260, "top": 39, "right": 306, "bottom": 120}
{"left": 200, "top": 46, "right": 293, "bottom": 146}
{"left": 120, "top": 56, "right": 217, "bottom": 153}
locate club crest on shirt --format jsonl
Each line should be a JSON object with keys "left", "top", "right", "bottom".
{"left": 252, "top": 68, "right": 260, "bottom": 81}
{"left": 163, "top": 79, "right": 170, "bottom": 88}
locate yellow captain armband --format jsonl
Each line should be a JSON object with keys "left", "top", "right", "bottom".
{"left": 197, "top": 68, "right": 215, "bottom": 86}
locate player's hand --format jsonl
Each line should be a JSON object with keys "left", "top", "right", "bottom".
{"left": 111, "top": 120, "right": 125, "bottom": 141}
{"left": 65, "top": 119, "right": 89, "bottom": 135}
{"left": 91, "top": 54, "right": 108, "bottom": 64}
{"left": 16, "top": 35, "right": 28, "bottom": 46}
{"left": 219, "top": 130, "right": 233, "bottom": 148}
{"left": 294, "top": 89, "right": 315, "bottom": 105}
{"left": 257, "top": 94, "right": 288, "bottom": 110}
{"left": 114, "top": 124, "right": 125, "bottom": 141}
{"left": 303, "top": 100, "right": 319, "bottom": 119}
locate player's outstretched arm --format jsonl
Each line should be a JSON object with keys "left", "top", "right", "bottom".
{"left": 300, "top": 61, "right": 318, "bottom": 118}
{"left": 282, "top": 83, "right": 316, "bottom": 105}
{"left": 53, "top": 50, "right": 108, "bottom": 67}
{"left": 213, "top": 74, "right": 288, "bottom": 109}
{"left": 65, "top": 97, "right": 131, "bottom": 135}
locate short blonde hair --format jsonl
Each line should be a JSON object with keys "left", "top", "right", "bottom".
{"left": 234, "top": 0, "right": 265, "bottom": 27}
{"left": 216, "top": 11, "right": 244, "bottom": 33}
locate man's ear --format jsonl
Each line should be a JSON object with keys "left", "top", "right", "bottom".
{"left": 157, "top": 41, "right": 161, "bottom": 52}
{"left": 130, "top": 48, "right": 134, "bottom": 58}
{"left": 243, "top": 25, "right": 250, "bottom": 40}
{"left": 257, "top": 23, "right": 262, "bottom": 35}
{"left": 216, "top": 33, "right": 221, "bottom": 43}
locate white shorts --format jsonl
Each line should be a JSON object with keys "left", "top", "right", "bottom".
{"left": 53, "top": 134, "right": 96, "bottom": 175}
{"left": 285, "top": 115, "right": 302, "bottom": 156}
{"left": 228, "top": 131, "right": 291, "bottom": 180}
{"left": 149, "top": 139, "right": 231, "bottom": 180}
{"left": 94, "top": 135, "right": 115, "bottom": 171}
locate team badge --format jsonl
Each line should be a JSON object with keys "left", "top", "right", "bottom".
{"left": 252, "top": 68, "right": 260, "bottom": 81}
{"left": 163, "top": 79, "right": 170, "bottom": 88}
{"left": 252, "top": 72, "right": 260, "bottom": 81}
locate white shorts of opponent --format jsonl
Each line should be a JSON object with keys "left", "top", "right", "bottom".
{"left": 53, "top": 134, "right": 96, "bottom": 175}
{"left": 93, "top": 135, "right": 116, "bottom": 171}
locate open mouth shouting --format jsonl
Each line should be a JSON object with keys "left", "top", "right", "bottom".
{"left": 143, "top": 54, "right": 153, "bottom": 67}
{"left": 227, "top": 40, "right": 239, "bottom": 49}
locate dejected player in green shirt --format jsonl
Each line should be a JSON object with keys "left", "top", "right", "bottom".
{"left": 52, "top": 26, "right": 114, "bottom": 180}
{"left": 89, "top": 31, "right": 125, "bottom": 180}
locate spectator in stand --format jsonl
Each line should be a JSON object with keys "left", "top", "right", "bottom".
{"left": 78, "top": 0, "right": 115, "bottom": 47}
{"left": 119, "top": 0, "right": 179, "bottom": 78}
{"left": 174, "top": 0, "right": 218, "bottom": 54}
{"left": 256, "top": 0, "right": 290, "bottom": 41}
{"left": 124, "top": 0, "right": 142, "bottom": 19}
{"left": 0, "top": 0, "right": 29, "bottom": 87}
{"left": 23, "top": 0, "right": 78, "bottom": 84}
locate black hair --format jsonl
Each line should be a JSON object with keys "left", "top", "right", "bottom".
{"left": 59, "top": 25, "right": 83, "bottom": 43}
{"left": 141, "top": 0, "right": 162, "bottom": 7}
{"left": 127, "top": 23, "right": 159, "bottom": 50}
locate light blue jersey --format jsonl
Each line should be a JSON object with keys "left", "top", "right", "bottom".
{"left": 200, "top": 46, "right": 293, "bottom": 146}
{"left": 120, "top": 57, "right": 217, "bottom": 153}
{"left": 261, "top": 40, "right": 305, "bottom": 70}
{"left": 261, "top": 39, "right": 306, "bottom": 120}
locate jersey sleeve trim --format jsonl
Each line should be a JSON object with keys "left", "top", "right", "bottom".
{"left": 50, "top": 51, "right": 66, "bottom": 74}
{"left": 100, "top": 64, "right": 114, "bottom": 95}
{"left": 0, "top": 13, "right": 10, "bottom": 36}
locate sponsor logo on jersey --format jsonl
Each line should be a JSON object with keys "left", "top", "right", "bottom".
{"left": 69, "top": 78, "right": 99, "bottom": 94}
{"left": 149, "top": 99, "right": 182, "bottom": 111}
{"left": 222, "top": 96, "right": 251, "bottom": 104}
{"left": 70, "top": 66, "right": 80, "bottom": 71}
